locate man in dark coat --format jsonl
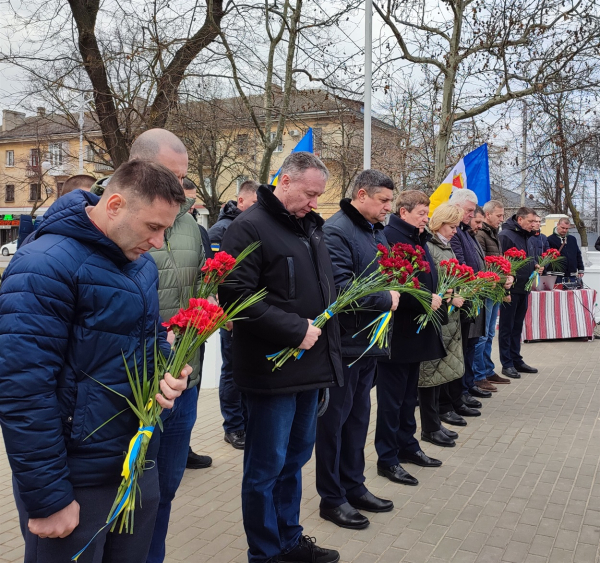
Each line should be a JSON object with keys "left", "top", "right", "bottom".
{"left": 529, "top": 214, "right": 549, "bottom": 259}
{"left": 208, "top": 180, "right": 259, "bottom": 253}
{"left": 208, "top": 179, "right": 258, "bottom": 450}
{"left": 375, "top": 190, "right": 445, "bottom": 486}
{"left": 0, "top": 161, "right": 189, "bottom": 563}
{"left": 219, "top": 152, "right": 342, "bottom": 563}
{"left": 316, "top": 170, "right": 399, "bottom": 530}
{"left": 547, "top": 217, "right": 584, "bottom": 284}
{"left": 448, "top": 190, "right": 490, "bottom": 406}
{"left": 498, "top": 207, "right": 539, "bottom": 378}
{"left": 474, "top": 200, "right": 513, "bottom": 389}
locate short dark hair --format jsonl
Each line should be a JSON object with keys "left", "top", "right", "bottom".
{"left": 105, "top": 160, "right": 186, "bottom": 206}
{"left": 239, "top": 180, "right": 259, "bottom": 196}
{"left": 61, "top": 174, "right": 97, "bottom": 196}
{"left": 182, "top": 177, "right": 197, "bottom": 192}
{"left": 351, "top": 169, "right": 394, "bottom": 199}
{"left": 515, "top": 206, "right": 537, "bottom": 219}
{"left": 474, "top": 205, "right": 485, "bottom": 217}
{"left": 395, "top": 190, "right": 430, "bottom": 213}
{"left": 280, "top": 151, "right": 329, "bottom": 181}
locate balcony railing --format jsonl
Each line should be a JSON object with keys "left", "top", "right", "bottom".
{"left": 25, "top": 164, "right": 42, "bottom": 177}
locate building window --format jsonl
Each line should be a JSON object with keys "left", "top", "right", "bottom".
{"left": 269, "top": 132, "right": 283, "bottom": 152}
{"left": 313, "top": 128, "right": 323, "bottom": 157}
{"left": 48, "top": 143, "right": 63, "bottom": 167}
{"left": 237, "top": 134, "right": 248, "bottom": 155}
{"left": 204, "top": 177, "right": 213, "bottom": 196}
{"left": 236, "top": 176, "right": 248, "bottom": 193}
{"left": 5, "top": 151, "right": 14, "bottom": 167}
{"left": 29, "top": 149, "right": 40, "bottom": 167}
{"left": 29, "top": 183, "right": 41, "bottom": 201}
{"left": 5, "top": 185, "right": 14, "bottom": 202}
{"left": 86, "top": 144, "right": 94, "bottom": 162}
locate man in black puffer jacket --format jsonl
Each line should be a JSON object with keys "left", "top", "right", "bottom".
{"left": 219, "top": 153, "right": 342, "bottom": 563}
{"left": 316, "top": 170, "right": 399, "bottom": 530}
{"left": 498, "top": 207, "right": 539, "bottom": 378}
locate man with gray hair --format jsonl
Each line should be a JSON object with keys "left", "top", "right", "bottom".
{"left": 439, "top": 189, "right": 489, "bottom": 425}
{"left": 220, "top": 152, "right": 343, "bottom": 563}
{"left": 315, "top": 170, "right": 398, "bottom": 530}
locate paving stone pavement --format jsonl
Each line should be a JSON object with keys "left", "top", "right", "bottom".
{"left": 1, "top": 338, "right": 600, "bottom": 562}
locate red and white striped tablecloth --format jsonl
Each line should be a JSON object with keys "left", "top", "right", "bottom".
{"left": 522, "top": 289, "right": 597, "bottom": 341}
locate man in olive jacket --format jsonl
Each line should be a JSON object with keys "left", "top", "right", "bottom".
{"left": 316, "top": 170, "right": 399, "bottom": 530}
{"left": 219, "top": 152, "right": 343, "bottom": 563}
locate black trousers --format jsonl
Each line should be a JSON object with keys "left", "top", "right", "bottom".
{"left": 498, "top": 293, "right": 529, "bottom": 368}
{"left": 418, "top": 385, "right": 441, "bottom": 433}
{"left": 375, "top": 361, "right": 420, "bottom": 467}
{"left": 14, "top": 468, "right": 159, "bottom": 563}
{"left": 315, "top": 356, "right": 376, "bottom": 508}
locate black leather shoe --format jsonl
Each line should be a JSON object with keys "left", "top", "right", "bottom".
{"left": 456, "top": 404, "right": 481, "bottom": 417}
{"left": 279, "top": 535, "right": 340, "bottom": 563}
{"left": 224, "top": 430, "right": 246, "bottom": 450}
{"left": 468, "top": 386, "right": 492, "bottom": 399}
{"left": 421, "top": 430, "right": 455, "bottom": 448}
{"left": 347, "top": 491, "right": 393, "bottom": 513}
{"left": 515, "top": 363, "right": 538, "bottom": 373}
{"left": 502, "top": 367, "right": 521, "bottom": 379}
{"left": 462, "top": 395, "right": 482, "bottom": 409}
{"left": 440, "top": 425, "right": 458, "bottom": 439}
{"left": 186, "top": 451, "right": 212, "bottom": 469}
{"left": 319, "top": 502, "right": 369, "bottom": 529}
{"left": 439, "top": 411, "right": 467, "bottom": 426}
{"left": 377, "top": 464, "right": 418, "bottom": 485}
{"left": 399, "top": 450, "right": 443, "bottom": 467}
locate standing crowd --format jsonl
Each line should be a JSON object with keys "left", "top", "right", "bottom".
{"left": 0, "top": 130, "right": 581, "bottom": 563}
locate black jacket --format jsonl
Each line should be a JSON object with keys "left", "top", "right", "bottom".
{"left": 208, "top": 201, "right": 241, "bottom": 251}
{"left": 219, "top": 185, "right": 343, "bottom": 394}
{"left": 380, "top": 214, "right": 446, "bottom": 364}
{"left": 498, "top": 216, "right": 535, "bottom": 294}
{"left": 529, "top": 231, "right": 549, "bottom": 260}
{"left": 323, "top": 199, "right": 392, "bottom": 358}
{"left": 547, "top": 233, "right": 584, "bottom": 275}
{"left": 451, "top": 222, "right": 485, "bottom": 272}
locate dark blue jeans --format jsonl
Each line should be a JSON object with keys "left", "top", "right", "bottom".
{"left": 375, "top": 361, "right": 420, "bottom": 466}
{"left": 499, "top": 293, "right": 529, "bottom": 369}
{"left": 473, "top": 300, "right": 500, "bottom": 381}
{"left": 242, "top": 390, "right": 318, "bottom": 563}
{"left": 219, "top": 329, "right": 246, "bottom": 433}
{"left": 147, "top": 386, "right": 198, "bottom": 563}
{"left": 315, "top": 356, "right": 375, "bottom": 508}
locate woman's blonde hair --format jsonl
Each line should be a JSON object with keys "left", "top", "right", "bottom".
{"left": 429, "top": 203, "right": 463, "bottom": 233}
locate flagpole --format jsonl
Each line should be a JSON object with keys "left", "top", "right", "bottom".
{"left": 364, "top": 0, "right": 372, "bottom": 170}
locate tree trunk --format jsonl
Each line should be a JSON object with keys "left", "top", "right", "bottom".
{"left": 556, "top": 103, "right": 588, "bottom": 246}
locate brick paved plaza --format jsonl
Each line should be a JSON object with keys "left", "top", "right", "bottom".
{"left": 1, "top": 337, "right": 600, "bottom": 562}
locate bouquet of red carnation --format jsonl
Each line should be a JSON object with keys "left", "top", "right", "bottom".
{"left": 484, "top": 255, "right": 512, "bottom": 301}
{"left": 524, "top": 248, "right": 564, "bottom": 291}
{"left": 416, "top": 258, "right": 474, "bottom": 331}
{"left": 197, "top": 242, "right": 260, "bottom": 298}
{"left": 458, "top": 270, "right": 504, "bottom": 316}
{"left": 73, "top": 247, "right": 266, "bottom": 560}
{"left": 351, "top": 243, "right": 433, "bottom": 360}
{"left": 504, "top": 247, "right": 532, "bottom": 275}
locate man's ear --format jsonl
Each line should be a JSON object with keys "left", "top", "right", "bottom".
{"left": 105, "top": 193, "right": 125, "bottom": 218}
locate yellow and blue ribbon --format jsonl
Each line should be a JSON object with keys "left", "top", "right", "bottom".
{"left": 71, "top": 424, "right": 154, "bottom": 561}
{"left": 348, "top": 310, "right": 392, "bottom": 367}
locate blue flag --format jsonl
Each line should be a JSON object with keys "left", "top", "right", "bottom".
{"left": 271, "top": 128, "right": 314, "bottom": 185}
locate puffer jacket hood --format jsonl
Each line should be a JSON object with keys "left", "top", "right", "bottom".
{"left": 208, "top": 200, "right": 242, "bottom": 252}
{"left": 419, "top": 234, "right": 464, "bottom": 387}
{"left": 0, "top": 189, "right": 166, "bottom": 518}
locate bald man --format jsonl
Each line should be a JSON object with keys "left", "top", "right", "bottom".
{"left": 92, "top": 129, "right": 209, "bottom": 563}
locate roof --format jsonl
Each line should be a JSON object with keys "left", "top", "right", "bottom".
{"left": 491, "top": 185, "right": 545, "bottom": 209}
{"left": 0, "top": 113, "right": 101, "bottom": 142}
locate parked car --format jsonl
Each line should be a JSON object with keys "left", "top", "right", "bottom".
{"left": 1, "top": 240, "right": 17, "bottom": 256}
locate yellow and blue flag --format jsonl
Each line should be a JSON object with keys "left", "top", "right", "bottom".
{"left": 429, "top": 143, "right": 491, "bottom": 215}
{"left": 271, "top": 128, "right": 314, "bottom": 186}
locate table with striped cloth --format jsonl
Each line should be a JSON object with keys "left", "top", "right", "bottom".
{"left": 522, "top": 289, "right": 597, "bottom": 341}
